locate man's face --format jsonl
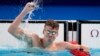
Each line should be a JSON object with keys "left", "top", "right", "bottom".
{"left": 43, "top": 26, "right": 58, "bottom": 42}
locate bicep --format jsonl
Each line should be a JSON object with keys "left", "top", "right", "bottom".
{"left": 10, "top": 27, "right": 32, "bottom": 40}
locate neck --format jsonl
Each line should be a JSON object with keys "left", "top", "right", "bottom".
{"left": 42, "top": 38, "right": 52, "bottom": 48}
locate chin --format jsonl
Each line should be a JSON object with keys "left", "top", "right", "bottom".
{"left": 48, "top": 39, "right": 53, "bottom": 42}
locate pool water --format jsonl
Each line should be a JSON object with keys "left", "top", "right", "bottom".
{"left": 0, "top": 47, "right": 73, "bottom": 56}
{"left": 0, "top": 47, "right": 100, "bottom": 56}
{"left": 90, "top": 48, "right": 100, "bottom": 56}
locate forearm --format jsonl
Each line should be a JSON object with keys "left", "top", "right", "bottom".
{"left": 65, "top": 42, "right": 80, "bottom": 50}
{"left": 12, "top": 10, "right": 27, "bottom": 28}
{"left": 70, "top": 44, "right": 89, "bottom": 52}
{"left": 80, "top": 45, "right": 89, "bottom": 52}
{"left": 8, "top": 2, "right": 34, "bottom": 32}
{"left": 8, "top": 2, "right": 36, "bottom": 40}
{"left": 8, "top": 10, "right": 27, "bottom": 32}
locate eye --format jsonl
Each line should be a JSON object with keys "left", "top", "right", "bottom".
{"left": 47, "top": 30, "right": 51, "bottom": 34}
{"left": 52, "top": 32, "right": 56, "bottom": 35}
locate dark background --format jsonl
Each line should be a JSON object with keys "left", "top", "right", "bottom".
{"left": 0, "top": 0, "right": 100, "bottom": 6}
{"left": 0, "top": 0, "right": 100, "bottom": 20}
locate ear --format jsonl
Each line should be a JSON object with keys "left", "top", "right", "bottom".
{"left": 43, "top": 29, "right": 45, "bottom": 34}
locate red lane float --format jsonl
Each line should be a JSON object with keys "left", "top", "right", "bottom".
{"left": 69, "top": 41, "right": 90, "bottom": 56}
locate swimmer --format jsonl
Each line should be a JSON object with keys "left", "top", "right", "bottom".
{"left": 8, "top": 2, "right": 89, "bottom": 53}
{"left": 8, "top": 2, "right": 59, "bottom": 48}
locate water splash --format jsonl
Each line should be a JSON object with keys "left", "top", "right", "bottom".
{"left": 25, "top": 0, "right": 40, "bottom": 28}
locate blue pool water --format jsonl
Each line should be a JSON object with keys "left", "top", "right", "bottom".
{"left": 90, "top": 48, "right": 100, "bottom": 56}
{"left": 0, "top": 47, "right": 73, "bottom": 56}
{"left": 0, "top": 47, "right": 100, "bottom": 56}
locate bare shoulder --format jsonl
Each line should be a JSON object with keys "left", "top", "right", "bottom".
{"left": 31, "top": 33, "right": 41, "bottom": 46}
{"left": 31, "top": 33, "right": 41, "bottom": 42}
